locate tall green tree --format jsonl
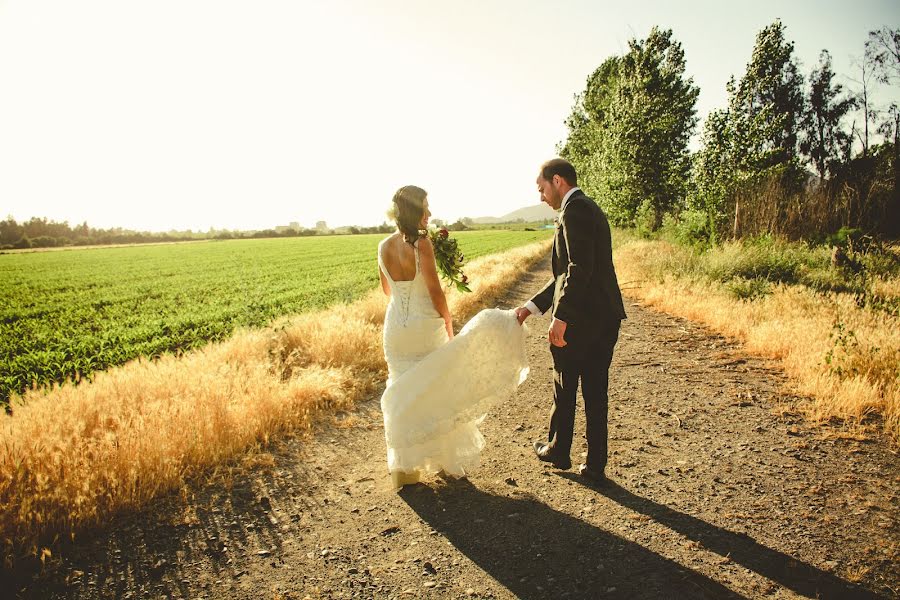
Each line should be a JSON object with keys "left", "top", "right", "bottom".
{"left": 689, "top": 108, "right": 735, "bottom": 238}
{"left": 606, "top": 27, "right": 699, "bottom": 228}
{"left": 560, "top": 28, "right": 698, "bottom": 228}
{"left": 689, "top": 20, "right": 806, "bottom": 238}
{"left": 559, "top": 57, "right": 620, "bottom": 200}
{"left": 729, "top": 20, "right": 805, "bottom": 173}
{"left": 801, "top": 50, "right": 857, "bottom": 179}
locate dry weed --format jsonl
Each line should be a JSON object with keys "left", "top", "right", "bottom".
{"left": 0, "top": 239, "right": 550, "bottom": 566}
{"left": 844, "top": 565, "right": 872, "bottom": 583}
{"left": 615, "top": 239, "right": 899, "bottom": 443}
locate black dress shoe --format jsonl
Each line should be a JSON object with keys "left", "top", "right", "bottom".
{"left": 533, "top": 441, "right": 572, "bottom": 470}
{"left": 578, "top": 463, "right": 609, "bottom": 485}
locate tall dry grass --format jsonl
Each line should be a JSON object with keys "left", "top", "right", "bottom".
{"left": 615, "top": 238, "right": 899, "bottom": 441}
{"left": 722, "top": 162, "right": 896, "bottom": 240}
{"left": 0, "top": 239, "right": 551, "bottom": 567}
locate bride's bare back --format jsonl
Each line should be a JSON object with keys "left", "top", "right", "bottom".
{"left": 378, "top": 229, "right": 452, "bottom": 342}
{"left": 380, "top": 233, "right": 418, "bottom": 282}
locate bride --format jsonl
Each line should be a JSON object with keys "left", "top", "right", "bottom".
{"left": 378, "top": 185, "right": 529, "bottom": 489}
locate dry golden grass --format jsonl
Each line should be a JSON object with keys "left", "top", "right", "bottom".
{"left": 615, "top": 238, "right": 899, "bottom": 442}
{"left": 0, "top": 239, "right": 551, "bottom": 567}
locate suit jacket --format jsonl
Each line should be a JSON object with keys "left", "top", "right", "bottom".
{"left": 531, "top": 189, "right": 627, "bottom": 332}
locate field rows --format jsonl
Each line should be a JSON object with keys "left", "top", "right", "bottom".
{"left": 0, "top": 230, "right": 551, "bottom": 403}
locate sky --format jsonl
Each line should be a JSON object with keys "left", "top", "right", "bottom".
{"left": 0, "top": 0, "right": 897, "bottom": 232}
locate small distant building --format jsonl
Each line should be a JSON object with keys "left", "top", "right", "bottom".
{"left": 316, "top": 221, "right": 328, "bottom": 232}
{"left": 289, "top": 222, "right": 300, "bottom": 231}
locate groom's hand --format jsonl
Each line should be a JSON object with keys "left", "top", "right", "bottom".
{"left": 549, "top": 318, "right": 567, "bottom": 347}
{"left": 514, "top": 306, "right": 531, "bottom": 325}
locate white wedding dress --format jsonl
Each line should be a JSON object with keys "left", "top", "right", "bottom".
{"left": 378, "top": 238, "right": 530, "bottom": 482}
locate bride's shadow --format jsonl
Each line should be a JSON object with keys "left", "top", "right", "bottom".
{"left": 400, "top": 479, "right": 744, "bottom": 599}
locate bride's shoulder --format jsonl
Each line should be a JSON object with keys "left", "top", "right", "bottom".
{"left": 379, "top": 232, "right": 400, "bottom": 248}
{"left": 415, "top": 235, "right": 434, "bottom": 253}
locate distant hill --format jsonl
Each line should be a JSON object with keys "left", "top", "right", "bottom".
{"left": 472, "top": 203, "right": 556, "bottom": 224}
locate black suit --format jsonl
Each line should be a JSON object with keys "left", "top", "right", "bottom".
{"left": 530, "top": 189, "right": 626, "bottom": 472}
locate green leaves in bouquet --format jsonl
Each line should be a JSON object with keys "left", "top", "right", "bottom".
{"left": 427, "top": 227, "right": 472, "bottom": 293}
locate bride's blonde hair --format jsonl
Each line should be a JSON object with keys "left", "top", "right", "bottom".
{"left": 388, "top": 185, "right": 427, "bottom": 245}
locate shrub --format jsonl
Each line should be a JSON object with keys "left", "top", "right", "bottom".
{"left": 725, "top": 277, "right": 772, "bottom": 300}
{"left": 700, "top": 236, "right": 839, "bottom": 286}
{"left": 634, "top": 199, "right": 657, "bottom": 239}
{"left": 30, "top": 236, "right": 64, "bottom": 248}
{"left": 860, "top": 247, "right": 900, "bottom": 279}
{"left": 825, "top": 226, "right": 864, "bottom": 249}
{"left": 663, "top": 209, "right": 713, "bottom": 249}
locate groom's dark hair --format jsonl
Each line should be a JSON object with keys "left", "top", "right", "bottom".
{"left": 540, "top": 158, "right": 578, "bottom": 186}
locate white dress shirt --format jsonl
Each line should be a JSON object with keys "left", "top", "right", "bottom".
{"left": 524, "top": 187, "right": 581, "bottom": 317}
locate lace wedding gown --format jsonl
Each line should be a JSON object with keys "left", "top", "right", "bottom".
{"left": 378, "top": 238, "right": 530, "bottom": 482}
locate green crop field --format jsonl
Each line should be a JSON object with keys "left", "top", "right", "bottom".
{"left": 0, "top": 230, "right": 551, "bottom": 404}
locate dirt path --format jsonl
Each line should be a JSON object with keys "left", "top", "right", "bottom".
{"left": 12, "top": 256, "right": 900, "bottom": 599}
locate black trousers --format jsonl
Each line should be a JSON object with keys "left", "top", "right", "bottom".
{"left": 547, "top": 322, "right": 620, "bottom": 471}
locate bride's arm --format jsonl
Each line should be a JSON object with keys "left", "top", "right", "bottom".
{"left": 377, "top": 240, "right": 391, "bottom": 296}
{"left": 379, "top": 264, "right": 390, "bottom": 296}
{"left": 417, "top": 237, "right": 453, "bottom": 339}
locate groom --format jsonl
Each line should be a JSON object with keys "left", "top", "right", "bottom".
{"left": 515, "top": 158, "right": 626, "bottom": 484}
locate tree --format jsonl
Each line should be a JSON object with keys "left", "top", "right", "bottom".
{"left": 605, "top": 27, "right": 699, "bottom": 228}
{"left": 689, "top": 20, "right": 807, "bottom": 239}
{"left": 866, "top": 26, "right": 900, "bottom": 85}
{"left": 849, "top": 54, "right": 878, "bottom": 156}
{"left": 559, "top": 57, "right": 620, "bottom": 200}
{"left": 866, "top": 26, "right": 900, "bottom": 153}
{"left": 560, "top": 28, "right": 699, "bottom": 228}
{"left": 728, "top": 20, "right": 805, "bottom": 173}
{"left": 689, "top": 108, "right": 735, "bottom": 238}
{"left": 801, "top": 50, "right": 857, "bottom": 178}
{"left": 0, "top": 216, "right": 24, "bottom": 246}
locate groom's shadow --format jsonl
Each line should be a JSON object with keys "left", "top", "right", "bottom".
{"left": 401, "top": 479, "right": 744, "bottom": 599}
{"left": 562, "top": 476, "right": 884, "bottom": 599}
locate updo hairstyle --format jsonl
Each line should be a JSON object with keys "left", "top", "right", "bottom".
{"left": 388, "top": 185, "right": 427, "bottom": 245}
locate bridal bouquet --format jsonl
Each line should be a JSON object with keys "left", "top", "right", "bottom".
{"left": 424, "top": 227, "right": 471, "bottom": 293}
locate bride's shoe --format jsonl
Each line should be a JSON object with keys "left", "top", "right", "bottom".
{"left": 391, "top": 470, "right": 421, "bottom": 488}
{"left": 437, "top": 469, "right": 467, "bottom": 482}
